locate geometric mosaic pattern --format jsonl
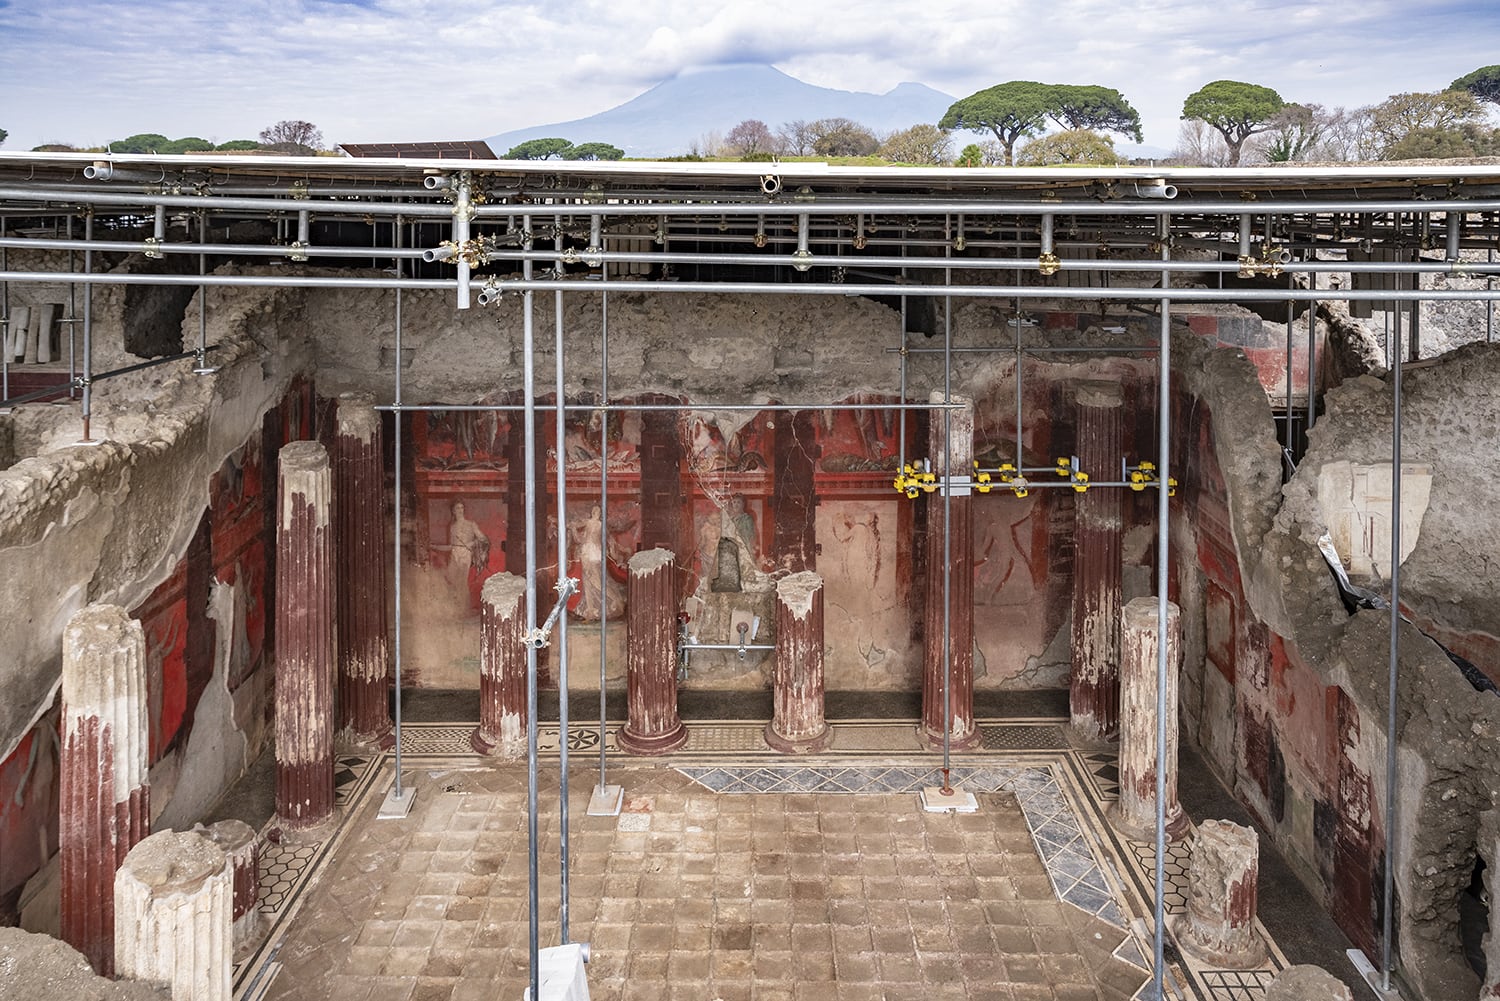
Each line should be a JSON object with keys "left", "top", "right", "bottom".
{"left": 679, "top": 762, "right": 1127, "bottom": 927}
{"left": 978, "top": 723, "right": 1070, "bottom": 750}
{"left": 231, "top": 719, "right": 1294, "bottom": 1001}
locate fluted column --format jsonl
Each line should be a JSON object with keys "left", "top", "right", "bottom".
{"left": 922, "top": 392, "right": 978, "bottom": 749}
{"left": 334, "top": 392, "right": 392, "bottom": 746}
{"left": 201, "top": 820, "right": 260, "bottom": 956}
{"left": 1069, "top": 380, "right": 1126, "bottom": 741}
{"left": 1109, "top": 598, "right": 1188, "bottom": 843}
{"left": 618, "top": 548, "right": 687, "bottom": 755}
{"left": 1174, "top": 819, "right": 1267, "bottom": 968}
{"left": 59, "top": 603, "right": 150, "bottom": 977}
{"left": 765, "top": 572, "right": 831, "bottom": 753}
{"left": 114, "top": 830, "right": 233, "bottom": 1001}
{"left": 274, "top": 441, "right": 337, "bottom": 839}
{"left": 472, "top": 573, "right": 528, "bottom": 757}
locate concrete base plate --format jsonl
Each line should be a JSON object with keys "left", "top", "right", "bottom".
{"left": 376, "top": 781, "right": 418, "bottom": 820}
{"left": 586, "top": 784, "right": 624, "bottom": 817}
{"left": 1348, "top": 949, "right": 1404, "bottom": 999}
{"left": 920, "top": 785, "right": 978, "bottom": 813}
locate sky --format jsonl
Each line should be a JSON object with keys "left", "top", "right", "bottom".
{"left": 0, "top": 0, "right": 1496, "bottom": 154}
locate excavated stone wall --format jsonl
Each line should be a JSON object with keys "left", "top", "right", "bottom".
{"left": 0, "top": 254, "right": 311, "bottom": 924}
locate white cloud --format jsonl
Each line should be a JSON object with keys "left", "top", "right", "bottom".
{"left": 0, "top": 0, "right": 1495, "bottom": 152}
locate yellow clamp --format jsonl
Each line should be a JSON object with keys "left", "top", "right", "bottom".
{"left": 973, "top": 461, "right": 993, "bottom": 495}
{"left": 1056, "top": 456, "right": 1088, "bottom": 493}
{"left": 992, "top": 462, "right": 1029, "bottom": 498}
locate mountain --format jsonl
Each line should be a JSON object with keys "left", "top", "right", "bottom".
{"left": 486, "top": 65, "right": 956, "bottom": 158}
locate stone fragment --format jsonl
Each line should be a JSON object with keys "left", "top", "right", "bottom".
{"left": 1173, "top": 818, "right": 1267, "bottom": 968}
{"left": 114, "top": 830, "right": 232, "bottom": 1001}
{"left": 1265, "top": 964, "right": 1354, "bottom": 1001}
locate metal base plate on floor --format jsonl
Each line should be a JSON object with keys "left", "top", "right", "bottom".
{"left": 376, "top": 781, "right": 417, "bottom": 819}
{"left": 587, "top": 784, "right": 624, "bottom": 817}
{"left": 919, "top": 785, "right": 978, "bottom": 813}
{"left": 1348, "top": 948, "right": 1404, "bottom": 999}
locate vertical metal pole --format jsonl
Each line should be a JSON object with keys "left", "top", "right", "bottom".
{"left": 1285, "top": 298, "right": 1296, "bottom": 458}
{"left": 1487, "top": 246, "right": 1494, "bottom": 343}
{"left": 553, "top": 223, "right": 571, "bottom": 943}
{"left": 1153, "top": 213, "right": 1173, "bottom": 1001}
{"left": 67, "top": 216, "right": 76, "bottom": 400}
{"left": 1, "top": 242, "right": 8, "bottom": 401}
{"left": 1308, "top": 264, "right": 1318, "bottom": 433}
{"left": 1014, "top": 298, "right": 1023, "bottom": 469}
{"left": 1381, "top": 302, "right": 1403, "bottom": 992}
{"left": 521, "top": 215, "right": 541, "bottom": 1001}
{"left": 597, "top": 285, "right": 610, "bottom": 791}
{"left": 195, "top": 212, "right": 209, "bottom": 370}
{"left": 392, "top": 213, "right": 406, "bottom": 800}
{"left": 81, "top": 210, "right": 93, "bottom": 442}
{"left": 941, "top": 216, "right": 953, "bottom": 786}
{"left": 898, "top": 241, "right": 908, "bottom": 471}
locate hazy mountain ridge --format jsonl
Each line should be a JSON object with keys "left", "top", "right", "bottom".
{"left": 486, "top": 65, "right": 956, "bottom": 157}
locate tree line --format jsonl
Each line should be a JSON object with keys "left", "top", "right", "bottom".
{"left": 696, "top": 65, "right": 1500, "bottom": 168}
{"left": 20, "top": 120, "right": 329, "bottom": 156}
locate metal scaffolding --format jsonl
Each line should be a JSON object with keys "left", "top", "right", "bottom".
{"left": 3, "top": 151, "right": 1500, "bottom": 1000}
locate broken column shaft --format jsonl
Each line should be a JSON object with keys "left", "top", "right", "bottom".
{"left": 334, "top": 392, "right": 393, "bottom": 746}
{"left": 1109, "top": 597, "right": 1188, "bottom": 843}
{"left": 922, "top": 392, "right": 978, "bottom": 750}
{"left": 1070, "top": 380, "right": 1126, "bottom": 741}
{"left": 765, "top": 571, "right": 831, "bottom": 753}
{"left": 60, "top": 603, "right": 151, "bottom": 977}
{"left": 201, "top": 820, "right": 260, "bottom": 957}
{"left": 274, "top": 441, "right": 337, "bottom": 838}
{"left": 472, "top": 572, "right": 528, "bottom": 757}
{"left": 114, "top": 829, "right": 233, "bottom": 1001}
{"left": 618, "top": 548, "right": 687, "bottom": 755}
{"left": 1174, "top": 819, "right": 1267, "bottom": 968}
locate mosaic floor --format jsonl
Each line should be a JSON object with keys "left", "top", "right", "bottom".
{"left": 234, "top": 718, "right": 1288, "bottom": 1001}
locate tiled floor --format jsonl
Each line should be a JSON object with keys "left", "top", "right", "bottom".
{"left": 234, "top": 720, "right": 1291, "bottom": 1001}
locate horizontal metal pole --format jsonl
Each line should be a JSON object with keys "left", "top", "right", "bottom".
{"left": 680, "top": 642, "right": 774, "bottom": 652}
{"left": 1, "top": 380, "right": 73, "bottom": 407}
{"left": 3, "top": 185, "right": 1499, "bottom": 220}
{"left": 456, "top": 277, "right": 1500, "bottom": 303}
{"left": 0, "top": 236, "right": 428, "bottom": 259}
{"left": 2, "top": 269, "right": 1498, "bottom": 303}
{"left": 91, "top": 346, "right": 218, "bottom": 382}
{"left": 376, "top": 401, "right": 957, "bottom": 413}
{"left": 0, "top": 185, "right": 453, "bottom": 217}
{"left": 889, "top": 345, "right": 1160, "bottom": 355}
{"left": 479, "top": 245, "right": 1500, "bottom": 276}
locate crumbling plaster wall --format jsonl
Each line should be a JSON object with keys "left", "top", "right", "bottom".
{"left": 0, "top": 276, "right": 309, "bottom": 764}
{"left": 1180, "top": 328, "right": 1500, "bottom": 1001}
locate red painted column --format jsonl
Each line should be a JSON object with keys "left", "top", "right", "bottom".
{"left": 1174, "top": 819, "right": 1267, "bottom": 968}
{"left": 334, "top": 392, "right": 392, "bottom": 746}
{"left": 765, "top": 571, "right": 832, "bottom": 753}
{"left": 59, "top": 603, "right": 150, "bottom": 977}
{"left": 618, "top": 548, "right": 687, "bottom": 755}
{"left": 922, "top": 392, "right": 978, "bottom": 750}
{"left": 1109, "top": 597, "right": 1188, "bottom": 843}
{"left": 472, "top": 572, "right": 528, "bottom": 757}
{"left": 274, "top": 441, "right": 337, "bottom": 839}
{"left": 1069, "top": 380, "right": 1126, "bottom": 741}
